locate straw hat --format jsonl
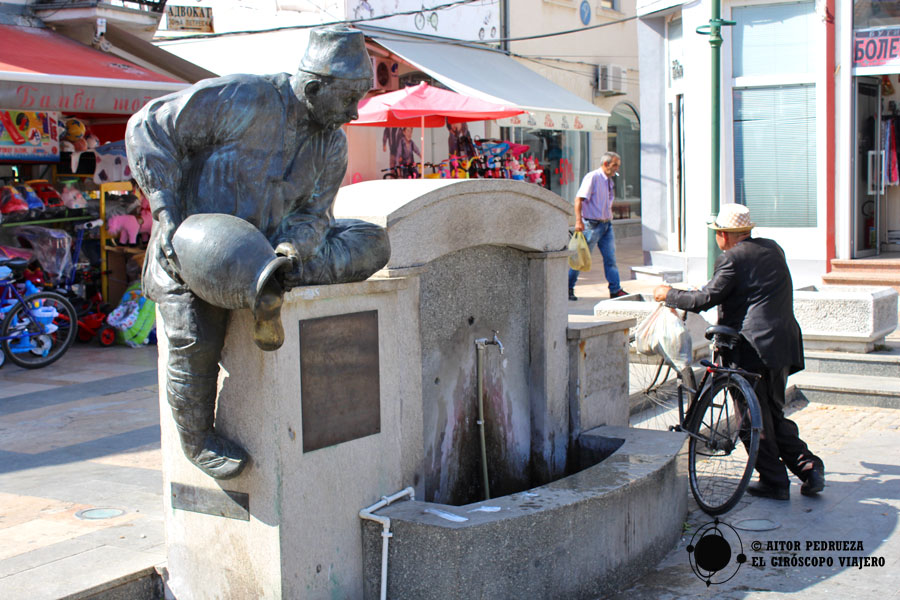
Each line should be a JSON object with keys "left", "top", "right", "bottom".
{"left": 298, "top": 26, "right": 372, "bottom": 80}
{"left": 708, "top": 204, "right": 755, "bottom": 232}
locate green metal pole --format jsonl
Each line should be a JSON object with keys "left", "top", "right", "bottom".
{"left": 698, "top": 4, "right": 734, "bottom": 278}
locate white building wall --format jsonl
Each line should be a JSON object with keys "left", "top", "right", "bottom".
{"left": 509, "top": 0, "right": 641, "bottom": 167}
{"left": 638, "top": 0, "right": 831, "bottom": 288}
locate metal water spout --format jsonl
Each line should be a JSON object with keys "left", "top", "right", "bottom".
{"left": 474, "top": 331, "right": 503, "bottom": 500}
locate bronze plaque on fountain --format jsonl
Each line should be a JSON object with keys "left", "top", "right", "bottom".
{"left": 299, "top": 310, "right": 380, "bottom": 452}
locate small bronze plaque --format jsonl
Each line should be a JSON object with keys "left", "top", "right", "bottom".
{"left": 171, "top": 483, "right": 250, "bottom": 520}
{"left": 299, "top": 310, "right": 380, "bottom": 452}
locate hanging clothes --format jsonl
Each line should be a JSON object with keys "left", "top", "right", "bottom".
{"left": 892, "top": 119, "right": 900, "bottom": 185}
{"left": 880, "top": 119, "right": 900, "bottom": 187}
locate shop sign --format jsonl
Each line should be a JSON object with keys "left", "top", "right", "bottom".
{"left": 0, "top": 109, "right": 60, "bottom": 162}
{"left": 854, "top": 27, "right": 900, "bottom": 67}
{"left": 166, "top": 5, "right": 214, "bottom": 33}
{"left": 495, "top": 111, "right": 607, "bottom": 132}
{"left": 0, "top": 82, "right": 172, "bottom": 115}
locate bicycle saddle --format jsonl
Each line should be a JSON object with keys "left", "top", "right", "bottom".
{"left": 705, "top": 324, "right": 741, "bottom": 348}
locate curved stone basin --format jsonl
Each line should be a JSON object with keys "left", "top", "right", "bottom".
{"left": 361, "top": 425, "right": 688, "bottom": 600}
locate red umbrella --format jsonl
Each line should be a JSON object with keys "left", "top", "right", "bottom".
{"left": 348, "top": 82, "right": 525, "bottom": 176}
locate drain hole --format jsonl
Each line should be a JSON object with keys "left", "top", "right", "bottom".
{"left": 75, "top": 508, "right": 125, "bottom": 520}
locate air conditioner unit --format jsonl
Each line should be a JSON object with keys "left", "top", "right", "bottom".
{"left": 597, "top": 64, "right": 625, "bottom": 95}
{"left": 371, "top": 58, "right": 400, "bottom": 91}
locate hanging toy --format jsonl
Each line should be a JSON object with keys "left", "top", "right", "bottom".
{"left": 883, "top": 75, "right": 895, "bottom": 97}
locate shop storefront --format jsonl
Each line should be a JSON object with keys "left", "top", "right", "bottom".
{"left": 362, "top": 26, "right": 610, "bottom": 201}
{"left": 1, "top": 24, "right": 188, "bottom": 306}
{"left": 849, "top": 2, "right": 900, "bottom": 256}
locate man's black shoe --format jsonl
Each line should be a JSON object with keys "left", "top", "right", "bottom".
{"left": 747, "top": 481, "right": 789, "bottom": 501}
{"left": 568, "top": 290, "right": 578, "bottom": 301}
{"left": 800, "top": 469, "right": 825, "bottom": 496}
{"left": 610, "top": 289, "right": 629, "bottom": 298}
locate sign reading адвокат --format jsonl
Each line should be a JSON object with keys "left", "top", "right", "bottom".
{"left": 854, "top": 27, "right": 900, "bottom": 68}
{"left": 166, "top": 5, "right": 214, "bottom": 33}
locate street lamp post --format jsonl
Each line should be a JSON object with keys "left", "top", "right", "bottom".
{"left": 697, "top": 2, "right": 734, "bottom": 277}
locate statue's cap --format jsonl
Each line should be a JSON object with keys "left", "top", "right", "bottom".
{"left": 299, "top": 26, "right": 373, "bottom": 80}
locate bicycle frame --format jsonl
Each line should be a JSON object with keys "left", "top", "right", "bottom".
{"left": 673, "top": 352, "right": 763, "bottom": 438}
{"left": 0, "top": 277, "right": 57, "bottom": 347}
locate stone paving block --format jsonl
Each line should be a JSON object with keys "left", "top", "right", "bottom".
{"left": 0, "top": 544, "right": 164, "bottom": 600}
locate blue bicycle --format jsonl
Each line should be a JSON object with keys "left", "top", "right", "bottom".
{"left": 0, "top": 257, "right": 77, "bottom": 369}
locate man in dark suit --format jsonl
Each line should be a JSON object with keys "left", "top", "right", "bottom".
{"left": 652, "top": 204, "right": 825, "bottom": 500}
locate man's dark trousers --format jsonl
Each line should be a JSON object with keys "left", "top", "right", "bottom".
{"left": 737, "top": 345, "right": 823, "bottom": 489}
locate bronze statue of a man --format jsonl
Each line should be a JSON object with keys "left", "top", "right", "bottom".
{"left": 126, "top": 26, "right": 390, "bottom": 479}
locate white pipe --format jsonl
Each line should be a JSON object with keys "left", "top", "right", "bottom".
{"left": 359, "top": 486, "right": 415, "bottom": 600}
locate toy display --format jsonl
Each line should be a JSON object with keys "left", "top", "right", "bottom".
{"left": 63, "top": 117, "right": 87, "bottom": 150}
{"left": 524, "top": 155, "right": 544, "bottom": 185}
{"left": 25, "top": 180, "right": 66, "bottom": 215}
{"left": 106, "top": 282, "right": 156, "bottom": 347}
{"left": 94, "top": 141, "right": 132, "bottom": 184}
{"left": 14, "top": 184, "right": 45, "bottom": 217}
{"left": 0, "top": 185, "right": 29, "bottom": 220}
{"left": 60, "top": 181, "right": 89, "bottom": 210}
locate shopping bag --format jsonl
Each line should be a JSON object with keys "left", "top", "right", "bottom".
{"left": 567, "top": 231, "right": 592, "bottom": 271}
{"left": 634, "top": 303, "right": 693, "bottom": 371}
{"left": 633, "top": 304, "right": 664, "bottom": 355}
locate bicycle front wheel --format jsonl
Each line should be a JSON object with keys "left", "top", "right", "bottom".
{"left": 1, "top": 292, "right": 78, "bottom": 369}
{"left": 686, "top": 375, "right": 760, "bottom": 515}
{"left": 629, "top": 354, "right": 682, "bottom": 431}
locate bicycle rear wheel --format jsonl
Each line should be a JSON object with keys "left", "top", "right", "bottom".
{"left": 686, "top": 374, "right": 760, "bottom": 515}
{"left": 1, "top": 292, "right": 77, "bottom": 369}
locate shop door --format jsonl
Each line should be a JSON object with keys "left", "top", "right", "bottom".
{"left": 669, "top": 94, "right": 687, "bottom": 251}
{"left": 853, "top": 77, "right": 881, "bottom": 257}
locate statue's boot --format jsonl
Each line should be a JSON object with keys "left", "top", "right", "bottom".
{"left": 252, "top": 280, "right": 284, "bottom": 352}
{"left": 170, "top": 396, "right": 248, "bottom": 480}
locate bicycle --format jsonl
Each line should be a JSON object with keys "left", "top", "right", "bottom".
{"left": 0, "top": 257, "right": 77, "bottom": 369}
{"left": 381, "top": 162, "right": 422, "bottom": 179}
{"left": 630, "top": 323, "right": 763, "bottom": 515}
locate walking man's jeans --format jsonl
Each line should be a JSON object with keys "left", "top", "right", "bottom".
{"left": 568, "top": 218, "right": 622, "bottom": 294}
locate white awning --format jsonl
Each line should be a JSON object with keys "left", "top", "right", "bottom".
{"left": 155, "top": 28, "right": 313, "bottom": 77}
{"left": 364, "top": 27, "right": 609, "bottom": 133}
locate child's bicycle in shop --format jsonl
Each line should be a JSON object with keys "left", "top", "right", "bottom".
{"left": 631, "top": 324, "right": 764, "bottom": 515}
{"left": 0, "top": 257, "right": 77, "bottom": 369}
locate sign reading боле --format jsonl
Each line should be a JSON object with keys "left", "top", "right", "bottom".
{"left": 854, "top": 27, "right": 900, "bottom": 68}
{"left": 165, "top": 5, "right": 214, "bottom": 32}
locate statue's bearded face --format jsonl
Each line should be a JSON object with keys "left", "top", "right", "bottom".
{"left": 305, "top": 78, "right": 371, "bottom": 130}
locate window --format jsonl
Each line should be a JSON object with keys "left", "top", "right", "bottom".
{"left": 733, "top": 85, "right": 817, "bottom": 227}
{"left": 854, "top": 0, "right": 900, "bottom": 29}
{"left": 608, "top": 103, "right": 641, "bottom": 218}
{"left": 731, "top": 2, "right": 816, "bottom": 227}
{"left": 511, "top": 128, "right": 590, "bottom": 201}
{"left": 732, "top": 3, "right": 816, "bottom": 77}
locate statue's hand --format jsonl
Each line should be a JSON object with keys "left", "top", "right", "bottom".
{"left": 156, "top": 210, "right": 183, "bottom": 284}
{"left": 275, "top": 242, "right": 303, "bottom": 290}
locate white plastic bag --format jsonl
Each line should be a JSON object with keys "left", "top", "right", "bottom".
{"left": 634, "top": 303, "right": 693, "bottom": 371}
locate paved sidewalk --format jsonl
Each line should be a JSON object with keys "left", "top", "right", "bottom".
{"left": 0, "top": 344, "right": 164, "bottom": 600}
{"left": 609, "top": 401, "right": 900, "bottom": 599}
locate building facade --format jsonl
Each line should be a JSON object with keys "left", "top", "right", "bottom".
{"left": 638, "top": 0, "right": 900, "bottom": 287}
